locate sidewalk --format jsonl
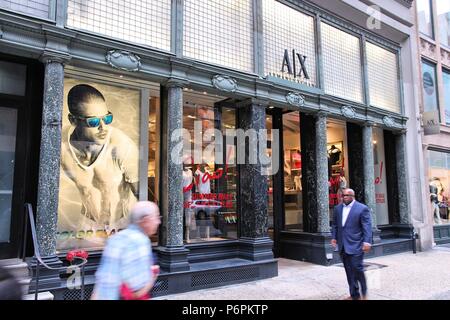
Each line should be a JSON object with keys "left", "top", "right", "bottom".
{"left": 154, "top": 246, "right": 450, "bottom": 300}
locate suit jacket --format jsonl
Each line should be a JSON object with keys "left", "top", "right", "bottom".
{"left": 331, "top": 200, "right": 372, "bottom": 255}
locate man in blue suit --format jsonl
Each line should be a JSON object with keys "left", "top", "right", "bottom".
{"left": 331, "top": 188, "right": 372, "bottom": 300}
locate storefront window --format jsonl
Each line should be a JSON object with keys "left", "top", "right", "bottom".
{"left": 183, "top": 0, "right": 254, "bottom": 72}
{"left": 373, "top": 128, "right": 389, "bottom": 225}
{"left": 327, "top": 120, "right": 348, "bottom": 221}
{"left": 443, "top": 69, "right": 450, "bottom": 125}
{"left": 321, "top": 22, "right": 364, "bottom": 103}
{"left": 282, "top": 112, "right": 302, "bottom": 231}
{"left": 437, "top": 0, "right": 450, "bottom": 47}
{"left": 417, "top": 0, "right": 434, "bottom": 38}
{"left": 67, "top": 0, "right": 171, "bottom": 51}
{"left": 182, "top": 90, "right": 238, "bottom": 242}
{"left": 429, "top": 150, "right": 450, "bottom": 225}
{"left": 57, "top": 78, "right": 144, "bottom": 251}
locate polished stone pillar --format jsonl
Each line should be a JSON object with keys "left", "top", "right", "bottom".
{"left": 316, "top": 112, "right": 330, "bottom": 233}
{"left": 362, "top": 122, "right": 379, "bottom": 238}
{"left": 300, "top": 114, "right": 317, "bottom": 233}
{"left": 347, "top": 123, "right": 365, "bottom": 202}
{"left": 158, "top": 80, "right": 189, "bottom": 272}
{"left": 36, "top": 57, "right": 65, "bottom": 259}
{"left": 395, "top": 130, "right": 410, "bottom": 224}
{"left": 238, "top": 99, "right": 273, "bottom": 261}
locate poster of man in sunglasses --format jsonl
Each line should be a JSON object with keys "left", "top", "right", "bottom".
{"left": 57, "top": 80, "right": 140, "bottom": 249}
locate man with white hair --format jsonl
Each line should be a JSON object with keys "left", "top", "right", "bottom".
{"left": 92, "top": 201, "right": 161, "bottom": 300}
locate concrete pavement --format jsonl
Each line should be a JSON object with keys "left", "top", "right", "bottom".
{"left": 154, "top": 246, "right": 450, "bottom": 300}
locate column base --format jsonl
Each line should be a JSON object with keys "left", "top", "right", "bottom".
{"left": 156, "top": 246, "right": 190, "bottom": 272}
{"left": 239, "top": 237, "right": 274, "bottom": 261}
{"left": 372, "top": 228, "right": 382, "bottom": 244}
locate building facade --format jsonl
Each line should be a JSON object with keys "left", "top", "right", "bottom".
{"left": 0, "top": 0, "right": 421, "bottom": 299}
{"left": 415, "top": 0, "right": 450, "bottom": 246}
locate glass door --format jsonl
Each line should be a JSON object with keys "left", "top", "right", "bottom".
{"left": 0, "top": 102, "right": 24, "bottom": 259}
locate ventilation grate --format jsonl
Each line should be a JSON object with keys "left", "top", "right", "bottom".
{"left": 63, "top": 286, "right": 94, "bottom": 300}
{"left": 191, "top": 267, "right": 259, "bottom": 288}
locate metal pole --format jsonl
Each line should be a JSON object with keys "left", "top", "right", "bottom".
{"left": 35, "top": 262, "right": 40, "bottom": 300}
{"left": 81, "top": 264, "right": 85, "bottom": 300}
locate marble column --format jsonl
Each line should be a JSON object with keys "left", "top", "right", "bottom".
{"left": 347, "top": 123, "right": 365, "bottom": 202}
{"left": 395, "top": 130, "right": 410, "bottom": 224}
{"left": 315, "top": 112, "right": 330, "bottom": 234}
{"left": 300, "top": 114, "right": 317, "bottom": 233}
{"left": 362, "top": 122, "right": 379, "bottom": 238}
{"left": 238, "top": 99, "right": 273, "bottom": 261}
{"left": 158, "top": 80, "right": 189, "bottom": 272}
{"left": 36, "top": 57, "right": 65, "bottom": 260}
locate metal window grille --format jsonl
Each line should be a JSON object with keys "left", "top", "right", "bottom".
{"left": 321, "top": 22, "right": 363, "bottom": 103}
{"left": 67, "top": 0, "right": 171, "bottom": 51}
{"left": 262, "top": 0, "right": 317, "bottom": 86}
{"left": 183, "top": 0, "right": 254, "bottom": 72}
{"left": 366, "top": 42, "right": 400, "bottom": 113}
{"left": 0, "top": 0, "right": 50, "bottom": 19}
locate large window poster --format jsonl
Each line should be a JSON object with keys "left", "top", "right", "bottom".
{"left": 57, "top": 78, "right": 140, "bottom": 250}
{"left": 373, "top": 128, "right": 388, "bottom": 225}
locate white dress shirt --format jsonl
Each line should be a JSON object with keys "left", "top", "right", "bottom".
{"left": 342, "top": 199, "right": 355, "bottom": 227}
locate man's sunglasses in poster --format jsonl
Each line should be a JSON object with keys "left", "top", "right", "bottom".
{"left": 69, "top": 112, "right": 113, "bottom": 128}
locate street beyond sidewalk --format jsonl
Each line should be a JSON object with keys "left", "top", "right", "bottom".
{"left": 155, "top": 246, "right": 450, "bottom": 300}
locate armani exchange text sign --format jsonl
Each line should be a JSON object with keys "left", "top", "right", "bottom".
{"left": 281, "top": 49, "right": 310, "bottom": 80}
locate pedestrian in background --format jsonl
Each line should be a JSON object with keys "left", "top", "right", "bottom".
{"left": 331, "top": 188, "right": 372, "bottom": 300}
{"left": 92, "top": 201, "right": 161, "bottom": 300}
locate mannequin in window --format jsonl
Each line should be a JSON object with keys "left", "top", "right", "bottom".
{"left": 328, "top": 145, "right": 342, "bottom": 166}
{"left": 430, "top": 177, "right": 443, "bottom": 224}
{"left": 194, "top": 164, "right": 212, "bottom": 239}
{"left": 183, "top": 160, "right": 196, "bottom": 241}
{"left": 336, "top": 168, "right": 348, "bottom": 204}
{"left": 195, "top": 164, "right": 211, "bottom": 195}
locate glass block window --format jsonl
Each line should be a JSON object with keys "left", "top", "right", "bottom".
{"left": 263, "top": 0, "right": 316, "bottom": 87}
{"left": 321, "top": 22, "right": 363, "bottom": 103}
{"left": 0, "top": 0, "right": 50, "bottom": 19}
{"left": 366, "top": 42, "right": 400, "bottom": 113}
{"left": 183, "top": 0, "right": 254, "bottom": 72}
{"left": 67, "top": 0, "right": 171, "bottom": 51}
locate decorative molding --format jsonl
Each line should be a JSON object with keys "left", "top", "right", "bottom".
{"left": 211, "top": 75, "right": 237, "bottom": 92}
{"left": 382, "top": 116, "right": 396, "bottom": 128}
{"left": 106, "top": 49, "right": 141, "bottom": 72}
{"left": 441, "top": 48, "right": 450, "bottom": 69}
{"left": 341, "top": 105, "right": 356, "bottom": 119}
{"left": 285, "top": 92, "right": 305, "bottom": 107}
{"left": 420, "top": 38, "right": 437, "bottom": 60}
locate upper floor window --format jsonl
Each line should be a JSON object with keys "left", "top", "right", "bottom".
{"left": 0, "top": 0, "right": 51, "bottom": 20}
{"left": 437, "top": 0, "right": 450, "bottom": 47}
{"left": 67, "top": 0, "right": 172, "bottom": 51}
{"left": 443, "top": 69, "right": 450, "bottom": 125}
{"left": 366, "top": 42, "right": 400, "bottom": 113}
{"left": 262, "top": 0, "right": 317, "bottom": 86}
{"left": 183, "top": 0, "right": 254, "bottom": 72}
{"left": 321, "top": 22, "right": 363, "bottom": 103}
{"left": 417, "top": 0, "right": 434, "bottom": 38}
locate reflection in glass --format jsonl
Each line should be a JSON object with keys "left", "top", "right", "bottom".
{"left": 0, "top": 107, "right": 17, "bottom": 243}
{"left": 417, "top": 0, "right": 434, "bottom": 38}
{"left": 282, "top": 112, "right": 302, "bottom": 231}
{"left": 437, "top": 0, "right": 450, "bottom": 46}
